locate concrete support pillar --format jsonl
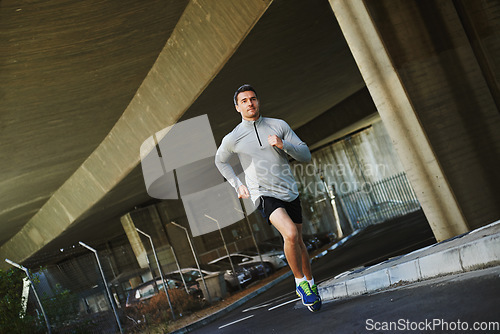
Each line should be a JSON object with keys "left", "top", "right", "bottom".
{"left": 120, "top": 213, "right": 149, "bottom": 269}
{"left": 329, "top": 0, "right": 472, "bottom": 241}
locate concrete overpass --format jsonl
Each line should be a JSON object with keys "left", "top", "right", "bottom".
{"left": 1, "top": 0, "right": 499, "bottom": 269}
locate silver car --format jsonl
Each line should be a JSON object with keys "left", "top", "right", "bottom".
{"left": 169, "top": 263, "right": 252, "bottom": 291}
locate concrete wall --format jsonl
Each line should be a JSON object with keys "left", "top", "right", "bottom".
{"left": 362, "top": 0, "right": 500, "bottom": 231}
{"left": 330, "top": 0, "right": 500, "bottom": 240}
{"left": 293, "top": 117, "right": 407, "bottom": 234}
{"left": 306, "top": 119, "right": 404, "bottom": 189}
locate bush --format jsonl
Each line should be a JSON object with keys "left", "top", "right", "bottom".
{"left": 41, "top": 283, "right": 99, "bottom": 333}
{"left": 0, "top": 268, "right": 44, "bottom": 333}
{"left": 125, "top": 289, "right": 205, "bottom": 331}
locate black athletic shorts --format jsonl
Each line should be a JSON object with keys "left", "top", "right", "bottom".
{"left": 258, "top": 196, "right": 303, "bottom": 225}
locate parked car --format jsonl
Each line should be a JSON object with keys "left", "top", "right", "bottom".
{"left": 164, "top": 271, "right": 203, "bottom": 296}
{"left": 165, "top": 271, "right": 199, "bottom": 286}
{"left": 125, "top": 276, "right": 200, "bottom": 307}
{"left": 168, "top": 263, "right": 252, "bottom": 292}
{"left": 313, "top": 232, "right": 337, "bottom": 246}
{"left": 356, "top": 200, "right": 421, "bottom": 227}
{"left": 235, "top": 250, "right": 287, "bottom": 271}
{"left": 243, "top": 241, "right": 286, "bottom": 263}
{"left": 209, "top": 252, "right": 287, "bottom": 280}
{"left": 209, "top": 254, "right": 270, "bottom": 280}
{"left": 302, "top": 234, "right": 322, "bottom": 252}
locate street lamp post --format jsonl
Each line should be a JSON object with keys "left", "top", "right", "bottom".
{"left": 204, "top": 214, "right": 241, "bottom": 290}
{"left": 169, "top": 222, "right": 211, "bottom": 303}
{"left": 135, "top": 228, "right": 175, "bottom": 320}
{"left": 317, "top": 169, "right": 345, "bottom": 238}
{"left": 235, "top": 200, "right": 267, "bottom": 277}
{"left": 151, "top": 204, "right": 188, "bottom": 294}
{"left": 170, "top": 246, "right": 189, "bottom": 294}
{"left": 79, "top": 242, "right": 123, "bottom": 334}
{"left": 5, "top": 259, "right": 52, "bottom": 334}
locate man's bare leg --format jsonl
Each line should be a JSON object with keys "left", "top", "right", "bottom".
{"left": 296, "top": 223, "right": 313, "bottom": 280}
{"left": 270, "top": 208, "right": 320, "bottom": 310}
{"left": 269, "top": 208, "right": 310, "bottom": 279}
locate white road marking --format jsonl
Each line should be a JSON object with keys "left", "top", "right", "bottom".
{"left": 218, "top": 315, "right": 255, "bottom": 329}
{"left": 242, "top": 292, "right": 296, "bottom": 313}
{"left": 268, "top": 297, "right": 301, "bottom": 311}
{"left": 242, "top": 303, "right": 272, "bottom": 312}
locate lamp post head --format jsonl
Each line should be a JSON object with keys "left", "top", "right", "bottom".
{"left": 204, "top": 214, "right": 218, "bottom": 223}
{"left": 135, "top": 227, "right": 152, "bottom": 239}
{"left": 170, "top": 221, "right": 186, "bottom": 231}
{"left": 79, "top": 241, "right": 97, "bottom": 253}
{"left": 5, "top": 258, "right": 26, "bottom": 271}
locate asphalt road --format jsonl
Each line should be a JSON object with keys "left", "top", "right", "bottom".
{"left": 192, "top": 266, "right": 500, "bottom": 334}
{"left": 190, "top": 211, "right": 493, "bottom": 333}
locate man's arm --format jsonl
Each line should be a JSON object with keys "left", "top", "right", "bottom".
{"left": 268, "top": 120, "right": 311, "bottom": 162}
{"left": 215, "top": 136, "right": 249, "bottom": 198}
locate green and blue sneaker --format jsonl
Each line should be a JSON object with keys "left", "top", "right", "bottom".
{"left": 296, "top": 281, "right": 318, "bottom": 306}
{"left": 307, "top": 284, "right": 322, "bottom": 312}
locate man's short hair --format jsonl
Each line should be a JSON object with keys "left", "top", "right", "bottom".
{"left": 233, "top": 84, "right": 258, "bottom": 106}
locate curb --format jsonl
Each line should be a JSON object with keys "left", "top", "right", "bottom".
{"left": 171, "top": 270, "right": 293, "bottom": 333}
{"left": 319, "top": 220, "right": 500, "bottom": 301}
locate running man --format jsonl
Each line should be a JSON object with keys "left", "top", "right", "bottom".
{"left": 215, "top": 84, "right": 321, "bottom": 312}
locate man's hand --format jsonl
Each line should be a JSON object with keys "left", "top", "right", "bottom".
{"left": 237, "top": 185, "right": 250, "bottom": 199}
{"left": 268, "top": 135, "right": 283, "bottom": 149}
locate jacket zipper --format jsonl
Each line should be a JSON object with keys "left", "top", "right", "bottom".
{"left": 253, "top": 122, "right": 262, "bottom": 146}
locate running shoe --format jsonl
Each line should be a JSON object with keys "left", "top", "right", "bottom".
{"left": 307, "top": 284, "right": 322, "bottom": 312}
{"left": 296, "top": 281, "right": 318, "bottom": 306}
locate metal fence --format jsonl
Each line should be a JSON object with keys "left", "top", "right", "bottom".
{"left": 1, "top": 238, "right": 209, "bottom": 334}
{"left": 337, "top": 172, "right": 421, "bottom": 229}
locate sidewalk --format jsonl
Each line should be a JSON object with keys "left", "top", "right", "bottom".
{"left": 318, "top": 219, "right": 500, "bottom": 301}
{"left": 172, "top": 219, "right": 500, "bottom": 333}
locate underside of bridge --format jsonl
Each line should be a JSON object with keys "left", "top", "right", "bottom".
{"left": 1, "top": 0, "right": 369, "bottom": 266}
{"left": 1, "top": 0, "right": 499, "bottom": 269}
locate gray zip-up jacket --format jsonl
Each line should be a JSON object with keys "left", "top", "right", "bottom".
{"left": 215, "top": 116, "right": 311, "bottom": 204}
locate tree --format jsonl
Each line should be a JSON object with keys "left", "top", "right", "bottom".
{"left": 0, "top": 268, "right": 44, "bottom": 333}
